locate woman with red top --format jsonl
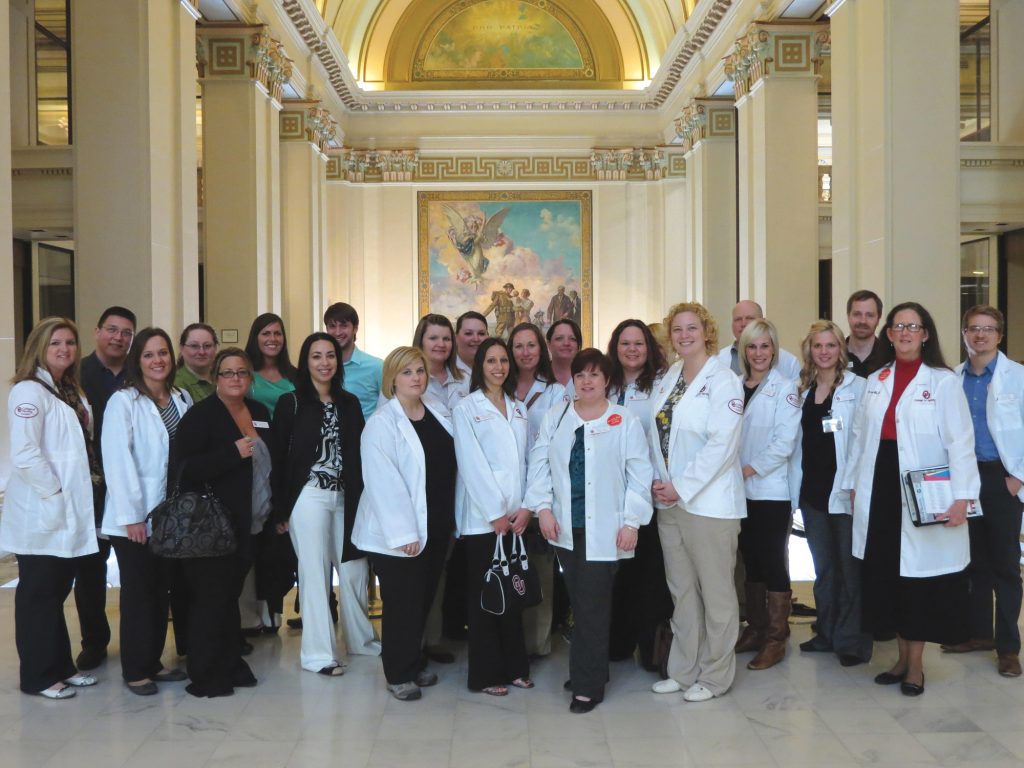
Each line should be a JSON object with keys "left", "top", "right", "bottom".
{"left": 841, "top": 302, "right": 980, "bottom": 696}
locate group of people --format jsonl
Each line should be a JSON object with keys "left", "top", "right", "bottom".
{"left": 3, "top": 289, "right": 1021, "bottom": 713}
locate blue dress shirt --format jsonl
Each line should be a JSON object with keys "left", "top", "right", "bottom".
{"left": 343, "top": 346, "right": 384, "bottom": 422}
{"left": 963, "top": 356, "right": 1000, "bottom": 462}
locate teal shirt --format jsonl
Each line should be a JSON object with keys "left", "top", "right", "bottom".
{"left": 249, "top": 372, "right": 295, "bottom": 418}
{"left": 344, "top": 346, "right": 384, "bottom": 422}
{"left": 569, "top": 425, "right": 586, "bottom": 529}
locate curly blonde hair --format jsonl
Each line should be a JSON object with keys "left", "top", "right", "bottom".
{"left": 798, "top": 320, "right": 849, "bottom": 393}
{"left": 663, "top": 302, "right": 718, "bottom": 356}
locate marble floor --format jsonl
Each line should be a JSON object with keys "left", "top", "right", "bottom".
{"left": 1, "top": 575, "right": 1023, "bottom": 768}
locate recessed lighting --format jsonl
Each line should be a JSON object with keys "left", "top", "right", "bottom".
{"left": 972, "top": 270, "right": 986, "bottom": 275}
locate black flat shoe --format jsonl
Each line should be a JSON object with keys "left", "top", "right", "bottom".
{"left": 839, "top": 655, "right": 867, "bottom": 667}
{"left": 799, "top": 635, "right": 833, "bottom": 653}
{"left": 239, "top": 641, "right": 254, "bottom": 656}
{"left": 286, "top": 617, "right": 303, "bottom": 630}
{"left": 873, "top": 670, "right": 907, "bottom": 685}
{"left": 126, "top": 681, "right": 158, "bottom": 696}
{"left": 154, "top": 669, "right": 188, "bottom": 682}
{"left": 563, "top": 679, "right": 572, "bottom": 691}
{"left": 569, "top": 696, "right": 598, "bottom": 714}
{"left": 900, "top": 674, "right": 924, "bottom": 696}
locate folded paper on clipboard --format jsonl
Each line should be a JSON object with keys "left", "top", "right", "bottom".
{"left": 903, "top": 466, "right": 983, "bottom": 527}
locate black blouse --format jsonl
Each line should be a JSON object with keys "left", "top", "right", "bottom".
{"left": 799, "top": 390, "right": 837, "bottom": 511}
{"left": 410, "top": 408, "right": 456, "bottom": 539}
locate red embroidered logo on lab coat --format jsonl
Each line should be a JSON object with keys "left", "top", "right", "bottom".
{"left": 922, "top": 390, "right": 931, "bottom": 400}
{"left": 607, "top": 414, "right": 622, "bottom": 426}
{"left": 879, "top": 368, "right": 891, "bottom": 382}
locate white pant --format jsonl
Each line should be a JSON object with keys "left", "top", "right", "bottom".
{"left": 290, "top": 486, "right": 379, "bottom": 672}
{"left": 239, "top": 566, "right": 272, "bottom": 629}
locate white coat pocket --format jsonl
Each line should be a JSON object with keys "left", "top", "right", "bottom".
{"left": 39, "top": 492, "right": 66, "bottom": 532}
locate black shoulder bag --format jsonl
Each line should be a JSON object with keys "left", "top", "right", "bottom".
{"left": 147, "top": 463, "right": 237, "bottom": 558}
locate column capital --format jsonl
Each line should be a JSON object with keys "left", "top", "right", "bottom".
{"left": 674, "top": 98, "right": 736, "bottom": 152}
{"left": 280, "top": 100, "right": 337, "bottom": 154}
{"left": 724, "top": 22, "right": 829, "bottom": 100}
{"left": 196, "top": 23, "right": 293, "bottom": 102}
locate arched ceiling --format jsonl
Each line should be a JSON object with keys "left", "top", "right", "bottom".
{"left": 314, "top": 0, "right": 697, "bottom": 91}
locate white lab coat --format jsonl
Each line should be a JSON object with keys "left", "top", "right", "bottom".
{"left": 1, "top": 369, "right": 98, "bottom": 557}
{"left": 100, "top": 387, "right": 192, "bottom": 538}
{"left": 788, "top": 371, "right": 865, "bottom": 514}
{"left": 352, "top": 397, "right": 453, "bottom": 557}
{"left": 518, "top": 378, "right": 568, "bottom": 452}
{"left": 955, "top": 351, "right": 1024, "bottom": 501}
{"left": 717, "top": 344, "right": 801, "bottom": 382}
{"left": 523, "top": 401, "right": 653, "bottom": 561}
{"left": 841, "top": 363, "right": 981, "bottom": 577}
{"left": 648, "top": 357, "right": 746, "bottom": 520}
{"left": 452, "top": 391, "right": 529, "bottom": 537}
{"left": 739, "top": 367, "right": 802, "bottom": 501}
{"left": 608, "top": 377, "right": 661, "bottom": 439}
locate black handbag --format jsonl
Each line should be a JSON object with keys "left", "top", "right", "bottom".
{"left": 147, "top": 467, "right": 237, "bottom": 559}
{"left": 481, "top": 533, "right": 542, "bottom": 616}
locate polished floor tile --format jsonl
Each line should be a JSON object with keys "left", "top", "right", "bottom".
{"left": 0, "top": 577, "right": 1022, "bottom": 768}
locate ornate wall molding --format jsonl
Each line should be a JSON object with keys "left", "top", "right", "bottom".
{"left": 280, "top": 100, "right": 338, "bottom": 152}
{"left": 197, "top": 23, "right": 293, "bottom": 102}
{"left": 324, "top": 149, "right": 686, "bottom": 183}
{"left": 724, "top": 23, "right": 829, "bottom": 99}
{"left": 674, "top": 97, "right": 736, "bottom": 151}
{"left": 280, "top": 0, "right": 734, "bottom": 114}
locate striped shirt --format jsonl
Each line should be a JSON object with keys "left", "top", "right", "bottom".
{"left": 158, "top": 399, "right": 181, "bottom": 439}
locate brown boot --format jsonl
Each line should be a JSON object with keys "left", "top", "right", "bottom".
{"left": 748, "top": 590, "right": 792, "bottom": 670}
{"left": 735, "top": 583, "right": 767, "bottom": 653}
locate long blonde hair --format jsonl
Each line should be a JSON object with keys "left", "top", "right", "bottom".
{"left": 13, "top": 316, "right": 82, "bottom": 390}
{"left": 798, "top": 320, "right": 849, "bottom": 393}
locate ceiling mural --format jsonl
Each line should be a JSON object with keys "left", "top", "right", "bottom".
{"left": 416, "top": 0, "right": 591, "bottom": 81}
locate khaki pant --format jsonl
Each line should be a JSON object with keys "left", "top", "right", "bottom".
{"left": 659, "top": 505, "right": 740, "bottom": 696}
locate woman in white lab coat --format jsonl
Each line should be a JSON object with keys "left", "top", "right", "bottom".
{"left": 413, "top": 313, "right": 469, "bottom": 417}
{"left": 733, "top": 318, "right": 802, "bottom": 671}
{"left": 604, "top": 319, "right": 673, "bottom": 669}
{"left": 791, "top": 320, "right": 872, "bottom": 666}
{"left": 453, "top": 337, "right": 532, "bottom": 695}
{"left": 524, "top": 348, "right": 653, "bottom": 713}
{"left": 509, "top": 321, "right": 568, "bottom": 657}
{"left": 1, "top": 317, "right": 99, "bottom": 699}
{"left": 101, "top": 327, "right": 191, "bottom": 695}
{"left": 352, "top": 347, "right": 457, "bottom": 701}
{"left": 842, "top": 302, "right": 980, "bottom": 696}
{"left": 649, "top": 302, "right": 745, "bottom": 702}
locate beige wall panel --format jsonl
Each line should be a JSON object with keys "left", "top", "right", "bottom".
{"left": 1, "top": 0, "right": 16, "bottom": 486}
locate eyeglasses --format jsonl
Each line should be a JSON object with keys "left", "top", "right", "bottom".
{"left": 892, "top": 323, "right": 924, "bottom": 333}
{"left": 217, "top": 369, "right": 251, "bottom": 379}
{"left": 964, "top": 325, "right": 998, "bottom": 335}
{"left": 102, "top": 326, "right": 134, "bottom": 339}
{"left": 184, "top": 343, "right": 217, "bottom": 351}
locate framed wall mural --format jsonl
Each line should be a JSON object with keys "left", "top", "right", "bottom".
{"left": 417, "top": 190, "right": 593, "bottom": 343}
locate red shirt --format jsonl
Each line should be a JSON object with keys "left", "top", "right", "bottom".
{"left": 881, "top": 357, "right": 923, "bottom": 440}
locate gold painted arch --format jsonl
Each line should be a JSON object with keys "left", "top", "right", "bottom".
{"left": 386, "top": 0, "right": 624, "bottom": 89}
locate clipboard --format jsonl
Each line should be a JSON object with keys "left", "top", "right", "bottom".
{"left": 902, "top": 465, "right": 983, "bottom": 527}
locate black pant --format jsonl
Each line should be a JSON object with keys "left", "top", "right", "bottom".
{"left": 167, "top": 560, "right": 190, "bottom": 656}
{"left": 372, "top": 535, "right": 448, "bottom": 685}
{"left": 557, "top": 530, "right": 618, "bottom": 701}
{"left": 179, "top": 554, "right": 253, "bottom": 696}
{"left": 15, "top": 555, "right": 78, "bottom": 692}
{"left": 73, "top": 537, "right": 111, "bottom": 654}
{"left": 442, "top": 538, "right": 469, "bottom": 639}
{"left": 609, "top": 511, "right": 673, "bottom": 665}
{"left": 738, "top": 500, "right": 792, "bottom": 591}
{"left": 111, "top": 537, "right": 171, "bottom": 681}
{"left": 968, "top": 461, "right": 1024, "bottom": 655}
{"left": 464, "top": 532, "right": 529, "bottom": 690}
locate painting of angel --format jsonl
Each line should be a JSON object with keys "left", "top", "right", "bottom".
{"left": 418, "top": 191, "right": 592, "bottom": 343}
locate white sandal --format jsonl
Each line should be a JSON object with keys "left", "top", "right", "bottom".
{"left": 37, "top": 685, "right": 75, "bottom": 700}
{"left": 65, "top": 674, "right": 98, "bottom": 687}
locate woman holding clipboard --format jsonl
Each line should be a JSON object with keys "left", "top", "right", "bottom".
{"left": 841, "top": 302, "right": 980, "bottom": 696}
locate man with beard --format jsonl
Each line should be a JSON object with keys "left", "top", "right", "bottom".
{"left": 845, "top": 290, "right": 887, "bottom": 377}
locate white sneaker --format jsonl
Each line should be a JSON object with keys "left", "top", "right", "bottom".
{"left": 683, "top": 683, "right": 714, "bottom": 702}
{"left": 652, "top": 678, "right": 683, "bottom": 694}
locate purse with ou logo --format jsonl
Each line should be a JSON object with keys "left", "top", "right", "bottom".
{"left": 480, "top": 532, "right": 542, "bottom": 615}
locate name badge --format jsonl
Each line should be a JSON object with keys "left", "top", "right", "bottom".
{"left": 821, "top": 413, "right": 842, "bottom": 433}
{"left": 253, "top": 420, "right": 269, "bottom": 429}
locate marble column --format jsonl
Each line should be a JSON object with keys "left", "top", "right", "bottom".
{"left": 198, "top": 24, "right": 289, "bottom": 344}
{"left": 728, "top": 23, "right": 826, "bottom": 351}
{"left": 72, "top": 0, "right": 200, "bottom": 334}
{"left": 279, "top": 101, "right": 333, "bottom": 342}
{"left": 829, "top": 0, "right": 961, "bottom": 342}
{"left": 677, "top": 98, "right": 737, "bottom": 326}
{"left": 1, "top": 0, "right": 16, "bottom": 483}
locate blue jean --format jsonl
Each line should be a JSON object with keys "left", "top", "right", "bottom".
{"left": 802, "top": 504, "right": 872, "bottom": 661}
